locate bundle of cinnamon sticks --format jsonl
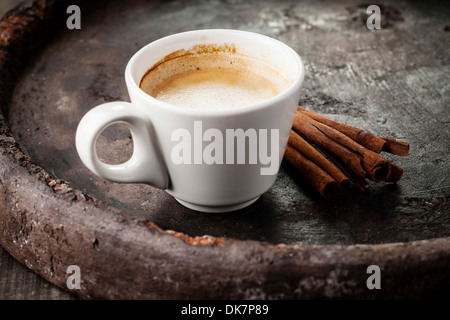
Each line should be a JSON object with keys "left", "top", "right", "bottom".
{"left": 284, "top": 107, "right": 409, "bottom": 198}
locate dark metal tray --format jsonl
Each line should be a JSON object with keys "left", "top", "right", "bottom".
{"left": 0, "top": 0, "right": 449, "bottom": 299}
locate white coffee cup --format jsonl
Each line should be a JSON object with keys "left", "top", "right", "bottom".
{"left": 75, "top": 29, "right": 304, "bottom": 213}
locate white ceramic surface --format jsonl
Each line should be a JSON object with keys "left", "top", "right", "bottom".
{"left": 76, "top": 29, "right": 304, "bottom": 212}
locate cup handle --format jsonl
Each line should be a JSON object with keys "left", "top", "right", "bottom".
{"left": 75, "top": 101, "right": 169, "bottom": 189}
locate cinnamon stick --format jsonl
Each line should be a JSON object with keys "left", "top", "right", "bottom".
{"left": 284, "top": 107, "right": 408, "bottom": 198}
{"left": 297, "top": 107, "right": 409, "bottom": 156}
{"left": 381, "top": 137, "right": 410, "bottom": 156}
{"left": 288, "top": 130, "right": 350, "bottom": 189}
{"left": 284, "top": 144, "right": 340, "bottom": 198}
{"left": 310, "top": 143, "right": 370, "bottom": 191}
{"left": 383, "top": 162, "right": 404, "bottom": 183}
{"left": 293, "top": 112, "right": 391, "bottom": 183}
{"left": 291, "top": 118, "right": 368, "bottom": 190}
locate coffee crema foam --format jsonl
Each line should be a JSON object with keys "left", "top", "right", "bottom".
{"left": 140, "top": 49, "right": 292, "bottom": 110}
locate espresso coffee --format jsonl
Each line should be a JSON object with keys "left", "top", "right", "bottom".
{"left": 140, "top": 47, "right": 291, "bottom": 110}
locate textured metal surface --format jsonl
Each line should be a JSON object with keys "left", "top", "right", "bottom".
{"left": 0, "top": 0, "right": 449, "bottom": 299}
{"left": 8, "top": 0, "right": 450, "bottom": 245}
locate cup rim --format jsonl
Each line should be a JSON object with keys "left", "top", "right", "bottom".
{"left": 125, "top": 29, "right": 305, "bottom": 116}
